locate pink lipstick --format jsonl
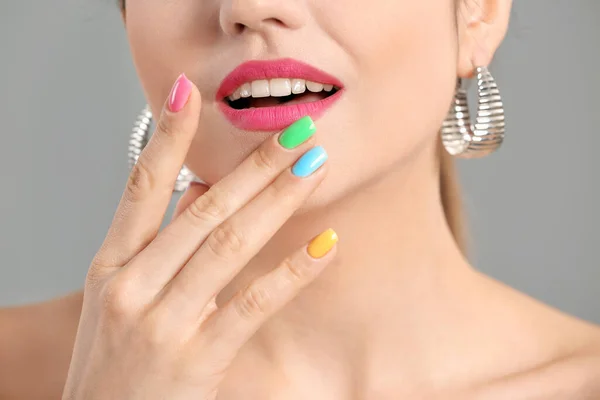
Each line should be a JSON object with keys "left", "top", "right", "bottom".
{"left": 217, "top": 58, "right": 343, "bottom": 131}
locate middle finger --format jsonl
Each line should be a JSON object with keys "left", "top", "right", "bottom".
{"left": 126, "top": 116, "right": 317, "bottom": 295}
{"left": 162, "top": 144, "right": 329, "bottom": 318}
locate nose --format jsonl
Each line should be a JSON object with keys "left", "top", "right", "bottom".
{"left": 219, "top": 0, "right": 306, "bottom": 36}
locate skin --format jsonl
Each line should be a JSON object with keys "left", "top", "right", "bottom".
{"left": 1, "top": 0, "right": 600, "bottom": 398}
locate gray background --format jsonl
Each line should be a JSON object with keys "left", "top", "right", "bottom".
{"left": 0, "top": 1, "right": 598, "bottom": 323}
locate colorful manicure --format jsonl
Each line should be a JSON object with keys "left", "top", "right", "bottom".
{"left": 278, "top": 116, "right": 316, "bottom": 149}
{"left": 308, "top": 228, "right": 339, "bottom": 259}
{"left": 168, "top": 73, "right": 193, "bottom": 112}
{"left": 292, "top": 146, "right": 328, "bottom": 178}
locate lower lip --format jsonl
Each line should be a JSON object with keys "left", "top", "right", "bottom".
{"left": 218, "top": 90, "right": 343, "bottom": 131}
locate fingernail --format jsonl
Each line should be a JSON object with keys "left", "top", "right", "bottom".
{"left": 291, "top": 146, "right": 328, "bottom": 178}
{"left": 168, "top": 73, "right": 193, "bottom": 112}
{"left": 278, "top": 116, "right": 316, "bottom": 149}
{"left": 308, "top": 228, "right": 339, "bottom": 259}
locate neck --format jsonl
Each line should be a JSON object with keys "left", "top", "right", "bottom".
{"left": 218, "top": 142, "right": 473, "bottom": 370}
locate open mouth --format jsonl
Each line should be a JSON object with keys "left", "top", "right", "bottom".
{"left": 216, "top": 59, "right": 344, "bottom": 131}
{"left": 225, "top": 79, "right": 341, "bottom": 109}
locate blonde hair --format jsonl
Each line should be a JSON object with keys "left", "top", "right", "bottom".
{"left": 439, "top": 142, "right": 467, "bottom": 254}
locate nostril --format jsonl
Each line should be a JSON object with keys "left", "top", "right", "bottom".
{"left": 265, "top": 17, "right": 286, "bottom": 28}
{"left": 233, "top": 18, "right": 284, "bottom": 34}
{"left": 233, "top": 22, "right": 245, "bottom": 34}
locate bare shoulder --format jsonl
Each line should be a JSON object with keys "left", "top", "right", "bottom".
{"left": 467, "top": 274, "right": 600, "bottom": 399}
{"left": 0, "top": 291, "right": 82, "bottom": 399}
{"left": 472, "top": 339, "right": 600, "bottom": 400}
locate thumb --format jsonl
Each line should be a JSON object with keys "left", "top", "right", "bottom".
{"left": 172, "top": 181, "right": 210, "bottom": 221}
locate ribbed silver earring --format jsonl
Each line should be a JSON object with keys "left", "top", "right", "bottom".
{"left": 441, "top": 66, "right": 505, "bottom": 158}
{"left": 128, "top": 105, "right": 198, "bottom": 192}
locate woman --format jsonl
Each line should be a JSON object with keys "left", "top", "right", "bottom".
{"left": 2, "top": 0, "right": 600, "bottom": 398}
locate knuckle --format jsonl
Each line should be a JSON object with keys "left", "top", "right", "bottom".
{"left": 126, "top": 158, "right": 155, "bottom": 202}
{"left": 185, "top": 187, "right": 229, "bottom": 224}
{"left": 155, "top": 114, "right": 181, "bottom": 140}
{"left": 236, "top": 284, "right": 272, "bottom": 320}
{"left": 267, "top": 175, "right": 296, "bottom": 205}
{"left": 85, "top": 262, "right": 106, "bottom": 291}
{"left": 252, "top": 144, "right": 277, "bottom": 172}
{"left": 101, "top": 276, "right": 139, "bottom": 319}
{"left": 281, "top": 257, "right": 312, "bottom": 282}
{"left": 206, "top": 223, "right": 246, "bottom": 259}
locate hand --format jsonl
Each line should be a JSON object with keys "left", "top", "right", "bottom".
{"left": 62, "top": 74, "right": 338, "bottom": 400}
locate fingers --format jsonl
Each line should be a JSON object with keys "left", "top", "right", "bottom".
{"left": 160, "top": 145, "right": 329, "bottom": 319}
{"left": 92, "top": 74, "right": 201, "bottom": 274}
{"left": 172, "top": 182, "right": 210, "bottom": 221}
{"left": 127, "top": 117, "right": 319, "bottom": 294}
{"left": 200, "top": 229, "right": 339, "bottom": 358}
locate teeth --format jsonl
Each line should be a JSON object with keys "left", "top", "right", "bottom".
{"left": 306, "top": 81, "right": 324, "bottom": 92}
{"left": 291, "top": 79, "right": 306, "bottom": 94}
{"left": 230, "top": 87, "right": 241, "bottom": 101}
{"left": 269, "top": 78, "right": 292, "bottom": 97}
{"left": 240, "top": 82, "right": 251, "bottom": 98}
{"left": 251, "top": 80, "right": 270, "bottom": 98}
{"left": 228, "top": 78, "right": 336, "bottom": 101}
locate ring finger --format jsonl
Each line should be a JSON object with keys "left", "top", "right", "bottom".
{"left": 159, "top": 145, "right": 329, "bottom": 320}
{"left": 199, "top": 229, "right": 339, "bottom": 361}
{"left": 126, "top": 116, "right": 318, "bottom": 295}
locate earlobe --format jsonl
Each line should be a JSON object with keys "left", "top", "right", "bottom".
{"left": 455, "top": 0, "right": 512, "bottom": 78}
{"left": 456, "top": 21, "right": 494, "bottom": 78}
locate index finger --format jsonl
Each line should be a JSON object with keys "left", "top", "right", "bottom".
{"left": 92, "top": 74, "right": 201, "bottom": 273}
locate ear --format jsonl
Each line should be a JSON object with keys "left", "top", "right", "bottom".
{"left": 456, "top": 0, "right": 513, "bottom": 78}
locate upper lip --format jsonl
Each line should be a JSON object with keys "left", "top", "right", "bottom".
{"left": 216, "top": 58, "right": 344, "bottom": 100}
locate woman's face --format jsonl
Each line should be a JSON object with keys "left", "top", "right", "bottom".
{"left": 125, "top": 0, "right": 479, "bottom": 211}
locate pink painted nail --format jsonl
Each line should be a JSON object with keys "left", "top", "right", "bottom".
{"left": 168, "top": 73, "right": 193, "bottom": 112}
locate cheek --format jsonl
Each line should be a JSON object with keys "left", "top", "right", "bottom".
{"left": 125, "top": 0, "right": 258, "bottom": 185}
{"left": 126, "top": 4, "right": 176, "bottom": 108}
{"left": 125, "top": 0, "right": 215, "bottom": 115}
{"left": 355, "top": 0, "right": 458, "bottom": 163}
{"left": 124, "top": 0, "right": 460, "bottom": 210}
{"left": 297, "top": 0, "right": 459, "bottom": 209}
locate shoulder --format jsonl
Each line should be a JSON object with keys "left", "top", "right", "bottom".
{"left": 0, "top": 292, "right": 82, "bottom": 399}
{"left": 465, "top": 273, "right": 600, "bottom": 399}
{"left": 473, "top": 328, "right": 600, "bottom": 400}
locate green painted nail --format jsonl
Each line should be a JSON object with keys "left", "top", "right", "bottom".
{"left": 278, "top": 116, "right": 316, "bottom": 149}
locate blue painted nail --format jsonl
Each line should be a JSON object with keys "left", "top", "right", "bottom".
{"left": 292, "top": 146, "right": 328, "bottom": 178}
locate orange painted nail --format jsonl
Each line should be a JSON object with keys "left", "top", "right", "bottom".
{"left": 307, "top": 228, "right": 339, "bottom": 259}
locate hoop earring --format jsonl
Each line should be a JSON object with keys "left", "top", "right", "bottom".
{"left": 441, "top": 66, "right": 505, "bottom": 158}
{"left": 128, "top": 105, "right": 198, "bottom": 192}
